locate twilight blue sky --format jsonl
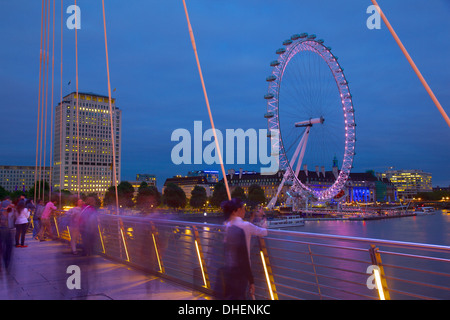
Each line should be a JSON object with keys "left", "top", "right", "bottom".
{"left": 0, "top": 0, "right": 449, "bottom": 189}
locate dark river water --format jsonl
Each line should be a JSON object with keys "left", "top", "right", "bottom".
{"left": 287, "top": 210, "right": 450, "bottom": 246}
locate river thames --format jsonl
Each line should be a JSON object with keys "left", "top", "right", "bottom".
{"left": 287, "top": 210, "right": 450, "bottom": 246}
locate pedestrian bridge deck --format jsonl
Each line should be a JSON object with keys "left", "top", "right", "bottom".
{"left": 0, "top": 234, "right": 211, "bottom": 300}
{"left": 2, "top": 214, "right": 449, "bottom": 300}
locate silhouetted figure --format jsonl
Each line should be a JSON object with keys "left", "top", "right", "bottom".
{"left": 14, "top": 201, "right": 30, "bottom": 248}
{"left": 221, "top": 198, "right": 267, "bottom": 300}
{"left": 79, "top": 197, "right": 98, "bottom": 256}
{"left": 67, "top": 198, "right": 84, "bottom": 255}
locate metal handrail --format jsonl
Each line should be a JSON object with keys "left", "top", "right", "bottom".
{"left": 51, "top": 213, "right": 450, "bottom": 300}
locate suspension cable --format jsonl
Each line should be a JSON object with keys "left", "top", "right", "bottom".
{"left": 59, "top": 0, "right": 63, "bottom": 208}
{"left": 102, "top": 0, "right": 119, "bottom": 214}
{"left": 371, "top": 0, "right": 450, "bottom": 128}
{"left": 181, "top": 0, "right": 231, "bottom": 200}
{"left": 48, "top": 0, "right": 55, "bottom": 202}
{"left": 74, "top": 0, "right": 80, "bottom": 198}
{"left": 34, "top": 0, "right": 45, "bottom": 204}
{"left": 42, "top": 0, "right": 51, "bottom": 202}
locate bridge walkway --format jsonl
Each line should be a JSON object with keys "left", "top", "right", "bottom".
{"left": 0, "top": 233, "right": 211, "bottom": 300}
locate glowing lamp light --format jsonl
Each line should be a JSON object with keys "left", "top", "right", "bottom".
{"left": 98, "top": 225, "right": 105, "bottom": 254}
{"left": 194, "top": 240, "right": 208, "bottom": 288}
{"left": 120, "top": 228, "right": 130, "bottom": 262}
{"left": 152, "top": 234, "right": 163, "bottom": 273}
{"left": 373, "top": 267, "right": 386, "bottom": 300}
{"left": 260, "top": 251, "right": 275, "bottom": 300}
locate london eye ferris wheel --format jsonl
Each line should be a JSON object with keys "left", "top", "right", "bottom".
{"left": 264, "top": 33, "right": 356, "bottom": 208}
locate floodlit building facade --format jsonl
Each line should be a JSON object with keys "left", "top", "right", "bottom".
{"left": 382, "top": 169, "right": 432, "bottom": 200}
{"left": 53, "top": 92, "right": 121, "bottom": 196}
{"left": 0, "top": 165, "right": 51, "bottom": 193}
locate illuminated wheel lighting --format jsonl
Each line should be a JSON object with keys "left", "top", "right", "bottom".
{"left": 265, "top": 33, "right": 356, "bottom": 202}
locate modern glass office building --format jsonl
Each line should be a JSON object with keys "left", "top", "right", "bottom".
{"left": 53, "top": 92, "right": 121, "bottom": 195}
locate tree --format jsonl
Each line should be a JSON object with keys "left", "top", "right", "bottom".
{"left": 103, "top": 181, "right": 135, "bottom": 208}
{"left": 247, "top": 184, "right": 266, "bottom": 208}
{"left": 190, "top": 185, "right": 207, "bottom": 209}
{"left": 85, "top": 192, "right": 101, "bottom": 208}
{"left": 0, "top": 185, "right": 8, "bottom": 200}
{"left": 163, "top": 183, "right": 186, "bottom": 209}
{"left": 136, "top": 181, "right": 161, "bottom": 212}
{"left": 27, "top": 180, "right": 50, "bottom": 200}
{"left": 210, "top": 182, "right": 229, "bottom": 207}
{"left": 231, "top": 186, "right": 247, "bottom": 202}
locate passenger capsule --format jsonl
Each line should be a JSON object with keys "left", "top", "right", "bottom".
{"left": 283, "top": 39, "right": 293, "bottom": 46}
{"left": 307, "top": 34, "right": 316, "bottom": 40}
{"left": 270, "top": 60, "right": 280, "bottom": 67}
{"left": 316, "top": 39, "right": 324, "bottom": 44}
{"left": 264, "top": 112, "right": 275, "bottom": 118}
{"left": 264, "top": 93, "right": 275, "bottom": 100}
{"left": 266, "top": 75, "right": 276, "bottom": 82}
{"left": 291, "top": 34, "right": 301, "bottom": 40}
{"left": 299, "top": 33, "right": 308, "bottom": 38}
{"left": 326, "top": 46, "right": 332, "bottom": 51}
{"left": 276, "top": 48, "right": 286, "bottom": 54}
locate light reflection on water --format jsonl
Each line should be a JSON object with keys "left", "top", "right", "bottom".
{"left": 287, "top": 210, "right": 450, "bottom": 246}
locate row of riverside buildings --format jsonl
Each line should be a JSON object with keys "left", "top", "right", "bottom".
{"left": 0, "top": 92, "right": 435, "bottom": 203}
{"left": 162, "top": 168, "right": 433, "bottom": 204}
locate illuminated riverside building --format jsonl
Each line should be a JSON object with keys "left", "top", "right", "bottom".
{"left": 130, "top": 174, "right": 157, "bottom": 198}
{"left": 187, "top": 170, "right": 219, "bottom": 183}
{"left": 224, "top": 169, "right": 288, "bottom": 204}
{"left": 382, "top": 169, "right": 432, "bottom": 200}
{"left": 0, "top": 165, "right": 51, "bottom": 192}
{"left": 163, "top": 175, "right": 216, "bottom": 199}
{"left": 222, "top": 168, "right": 396, "bottom": 205}
{"left": 53, "top": 92, "right": 121, "bottom": 195}
{"left": 135, "top": 174, "right": 157, "bottom": 186}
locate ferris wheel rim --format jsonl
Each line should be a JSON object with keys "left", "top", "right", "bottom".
{"left": 265, "top": 34, "right": 356, "bottom": 201}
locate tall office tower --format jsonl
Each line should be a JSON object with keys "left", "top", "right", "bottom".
{"left": 53, "top": 92, "right": 121, "bottom": 196}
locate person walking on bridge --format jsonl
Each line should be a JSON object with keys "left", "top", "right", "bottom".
{"left": 221, "top": 198, "right": 267, "bottom": 300}
{"left": 38, "top": 199, "right": 57, "bottom": 241}
{"left": 67, "top": 198, "right": 84, "bottom": 255}
{"left": 14, "top": 201, "right": 30, "bottom": 248}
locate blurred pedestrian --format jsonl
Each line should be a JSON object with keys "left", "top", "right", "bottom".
{"left": 1, "top": 196, "right": 11, "bottom": 213}
{"left": 250, "top": 204, "right": 266, "bottom": 227}
{"left": 38, "top": 199, "right": 57, "bottom": 241}
{"left": 0, "top": 201, "right": 13, "bottom": 270}
{"left": 26, "top": 199, "right": 35, "bottom": 233}
{"left": 33, "top": 199, "right": 44, "bottom": 239}
{"left": 79, "top": 197, "right": 98, "bottom": 256}
{"left": 67, "top": 198, "right": 84, "bottom": 255}
{"left": 14, "top": 201, "right": 30, "bottom": 248}
{"left": 221, "top": 198, "right": 267, "bottom": 300}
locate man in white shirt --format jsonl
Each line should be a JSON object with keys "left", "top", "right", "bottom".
{"left": 222, "top": 198, "right": 267, "bottom": 299}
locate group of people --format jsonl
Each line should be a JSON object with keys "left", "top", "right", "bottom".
{"left": 0, "top": 194, "right": 99, "bottom": 270}
{"left": 0, "top": 195, "right": 39, "bottom": 249}
{"left": 2, "top": 192, "right": 263, "bottom": 300}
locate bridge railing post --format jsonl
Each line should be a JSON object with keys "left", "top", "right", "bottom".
{"left": 119, "top": 217, "right": 130, "bottom": 262}
{"left": 258, "top": 237, "right": 278, "bottom": 300}
{"left": 308, "top": 243, "right": 322, "bottom": 299}
{"left": 369, "top": 244, "right": 391, "bottom": 300}
{"left": 150, "top": 221, "right": 164, "bottom": 274}
{"left": 192, "top": 225, "right": 210, "bottom": 289}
